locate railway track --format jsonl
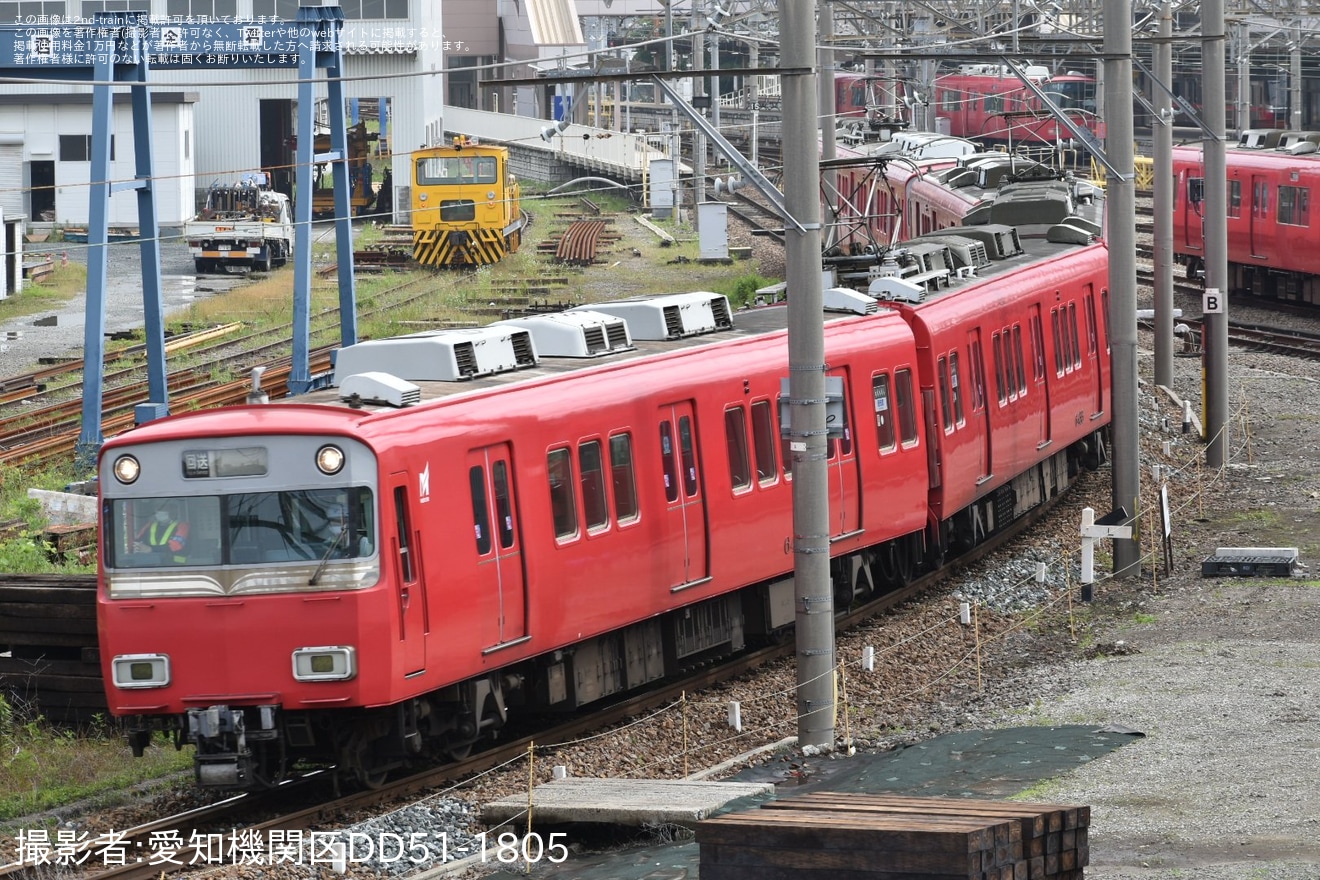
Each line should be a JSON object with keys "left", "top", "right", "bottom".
{"left": 0, "top": 476, "right": 1066, "bottom": 880}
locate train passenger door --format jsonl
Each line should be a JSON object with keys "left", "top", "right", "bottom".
{"left": 827, "top": 368, "right": 862, "bottom": 540}
{"left": 1083, "top": 290, "right": 1104, "bottom": 418}
{"left": 1250, "top": 175, "right": 1269, "bottom": 260}
{"left": 388, "top": 473, "right": 428, "bottom": 676}
{"left": 1029, "top": 306, "right": 1051, "bottom": 448}
{"left": 467, "top": 444, "right": 528, "bottom": 649}
{"left": 966, "top": 329, "right": 992, "bottom": 483}
{"left": 658, "top": 402, "right": 710, "bottom": 589}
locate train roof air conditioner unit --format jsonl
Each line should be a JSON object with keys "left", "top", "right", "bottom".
{"left": 868, "top": 275, "right": 925, "bottom": 304}
{"left": 337, "top": 371, "right": 421, "bottom": 407}
{"left": 495, "top": 311, "right": 634, "bottom": 357}
{"left": 570, "top": 292, "right": 733, "bottom": 340}
{"left": 823, "top": 287, "right": 880, "bottom": 314}
{"left": 333, "top": 326, "right": 539, "bottom": 383}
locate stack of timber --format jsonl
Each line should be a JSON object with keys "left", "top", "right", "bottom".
{"left": 696, "top": 792, "right": 1090, "bottom": 880}
{"left": 0, "top": 574, "right": 105, "bottom": 723}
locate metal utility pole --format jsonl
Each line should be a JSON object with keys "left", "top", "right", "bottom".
{"left": 1104, "top": 0, "right": 1141, "bottom": 576}
{"left": 784, "top": 0, "right": 834, "bottom": 749}
{"left": 1153, "top": 2, "right": 1174, "bottom": 388}
{"left": 1203, "top": 0, "right": 1230, "bottom": 467}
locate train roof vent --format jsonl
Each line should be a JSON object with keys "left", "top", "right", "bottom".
{"left": 937, "top": 224, "right": 1023, "bottom": 260}
{"left": 915, "top": 234, "right": 991, "bottom": 273}
{"left": 338, "top": 371, "right": 422, "bottom": 408}
{"left": 1275, "top": 131, "right": 1320, "bottom": 152}
{"left": 1287, "top": 140, "right": 1318, "bottom": 155}
{"left": 494, "top": 311, "right": 634, "bottom": 358}
{"left": 823, "top": 287, "right": 880, "bottom": 315}
{"left": 1239, "top": 129, "right": 1286, "bottom": 149}
{"left": 332, "top": 326, "right": 539, "bottom": 384}
{"left": 868, "top": 274, "right": 925, "bottom": 304}
{"left": 571, "top": 292, "right": 734, "bottom": 340}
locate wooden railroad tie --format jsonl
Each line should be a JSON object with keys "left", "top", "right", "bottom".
{"left": 697, "top": 792, "right": 1090, "bottom": 880}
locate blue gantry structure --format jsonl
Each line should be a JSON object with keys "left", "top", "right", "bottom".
{"left": 0, "top": 7, "right": 359, "bottom": 467}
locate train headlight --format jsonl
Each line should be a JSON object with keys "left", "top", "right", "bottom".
{"left": 112, "top": 653, "right": 170, "bottom": 689}
{"left": 112, "top": 455, "right": 141, "bottom": 484}
{"left": 292, "top": 646, "right": 356, "bottom": 682}
{"left": 315, "top": 444, "right": 345, "bottom": 475}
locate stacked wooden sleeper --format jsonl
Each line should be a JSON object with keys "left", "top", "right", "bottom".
{"left": 696, "top": 792, "right": 1090, "bottom": 880}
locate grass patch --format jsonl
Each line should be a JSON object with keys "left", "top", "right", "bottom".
{"left": 0, "top": 261, "right": 88, "bottom": 324}
{"left": 0, "top": 697, "right": 190, "bottom": 822}
{"left": 0, "top": 462, "right": 96, "bottom": 574}
{"left": 1132, "top": 611, "right": 1157, "bottom": 624}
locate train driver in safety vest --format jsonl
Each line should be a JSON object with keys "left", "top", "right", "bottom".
{"left": 134, "top": 501, "right": 190, "bottom": 564}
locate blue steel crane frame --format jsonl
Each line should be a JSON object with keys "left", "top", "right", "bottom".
{"left": 0, "top": 8, "right": 358, "bottom": 466}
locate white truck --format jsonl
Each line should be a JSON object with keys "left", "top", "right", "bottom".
{"left": 185, "top": 174, "right": 294, "bottom": 274}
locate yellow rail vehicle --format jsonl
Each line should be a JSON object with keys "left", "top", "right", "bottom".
{"left": 411, "top": 138, "right": 525, "bottom": 267}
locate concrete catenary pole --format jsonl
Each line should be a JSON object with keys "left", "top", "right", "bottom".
{"left": 1104, "top": 0, "right": 1141, "bottom": 576}
{"left": 1203, "top": 0, "right": 1230, "bottom": 467}
{"left": 784, "top": 0, "right": 835, "bottom": 749}
{"left": 1153, "top": 3, "right": 1174, "bottom": 388}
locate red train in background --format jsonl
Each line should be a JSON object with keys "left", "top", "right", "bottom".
{"left": 1172, "top": 137, "right": 1320, "bottom": 305}
{"left": 96, "top": 163, "right": 1111, "bottom": 791}
{"left": 833, "top": 66, "right": 1102, "bottom": 151}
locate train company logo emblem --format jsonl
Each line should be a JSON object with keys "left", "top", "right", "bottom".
{"left": 419, "top": 462, "right": 431, "bottom": 503}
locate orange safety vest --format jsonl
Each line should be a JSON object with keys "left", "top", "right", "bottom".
{"left": 146, "top": 520, "right": 188, "bottom": 563}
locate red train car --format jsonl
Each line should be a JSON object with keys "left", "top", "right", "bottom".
{"left": 1172, "top": 142, "right": 1320, "bottom": 303}
{"left": 97, "top": 182, "right": 1110, "bottom": 792}
{"left": 933, "top": 66, "right": 1101, "bottom": 149}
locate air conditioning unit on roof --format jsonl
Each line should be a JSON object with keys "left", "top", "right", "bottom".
{"left": 332, "top": 326, "right": 538, "bottom": 383}
{"left": 571, "top": 292, "right": 733, "bottom": 340}
{"left": 495, "top": 310, "right": 633, "bottom": 357}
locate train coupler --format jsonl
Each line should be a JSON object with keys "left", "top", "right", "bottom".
{"left": 186, "top": 705, "right": 280, "bottom": 788}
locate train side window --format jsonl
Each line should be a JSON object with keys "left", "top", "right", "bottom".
{"left": 895, "top": 368, "right": 919, "bottom": 446}
{"left": 469, "top": 466, "right": 492, "bottom": 555}
{"left": 1279, "top": 185, "right": 1310, "bottom": 226}
{"left": 1051, "top": 309, "right": 1064, "bottom": 375}
{"left": 678, "top": 416, "right": 700, "bottom": 497}
{"left": 873, "top": 373, "right": 896, "bottom": 451}
{"left": 751, "top": 400, "right": 779, "bottom": 481}
{"left": 724, "top": 406, "right": 752, "bottom": 491}
{"left": 1030, "top": 313, "right": 1047, "bottom": 380}
{"left": 967, "top": 337, "right": 986, "bottom": 412}
{"left": 547, "top": 448, "right": 578, "bottom": 539}
{"left": 776, "top": 401, "right": 794, "bottom": 480}
{"left": 492, "top": 461, "right": 514, "bottom": 549}
{"left": 1002, "top": 329, "right": 1018, "bottom": 400}
{"left": 1068, "top": 303, "right": 1082, "bottom": 368}
{"left": 1101, "top": 289, "right": 1112, "bottom": 353}
{"left": 949, "top": 352, "right": 965, "bottom": 425}
{"left": 1084, "top": 296, "right": 1098, "bottom": 356}
{"left": 1228, "top": 179, "right": 1241, "bottom": 218}
{"left": 609, "top": 433, "right": 639, "bottom": 523}
{"left": 659, "top": 421, "right": 679, "bottom": 502}
{"left": 1013, "top": 325, "right": 1027, "bottom": 395}
{"left": 1187, "top": 176, "right": 1204, "bottom": 205}
{"left": 392, "top": 486, "right": 415, "bottom": 583}
{"left": 579, "top": 440, "right": 609, "bottom": 533}
{"left": 992, "top": 332, "right": 1007, "bottom": 404}
{"left": 937, "top": 356, "right": 953, "bottom": 431}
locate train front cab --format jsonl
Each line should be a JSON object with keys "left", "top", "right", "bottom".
{"left": 96, "top": 424, "right": 420, "bottom": 788}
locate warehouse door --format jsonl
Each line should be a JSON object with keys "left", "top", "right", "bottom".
{"left": 658, "top": 402, "right": 710, "bottom": 589}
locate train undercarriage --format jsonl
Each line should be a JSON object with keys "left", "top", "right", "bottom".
{"left": 127, "top": 430, "right": 1106, "bottom": 791}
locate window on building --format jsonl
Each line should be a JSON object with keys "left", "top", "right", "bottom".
{"left": 59, "top": 135, "right": 114, "bottom": 162}
{"left": 80, "top": 0, "right": 147, "bottom": 12}
{"left": 0, "top": 1, "right": 66, "bottom": 19}
{"left": 165, "top": 0, "right": 236, "bottom": 18}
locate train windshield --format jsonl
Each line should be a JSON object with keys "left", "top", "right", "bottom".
{"left": 416, "top": 155, "right": 498, "bottom": 186}
{"left": 106, "top": 487, "right": 375, "bottom": 569}
{"left": 1043, "top": 79, "right": 1096, "bottom": 112}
